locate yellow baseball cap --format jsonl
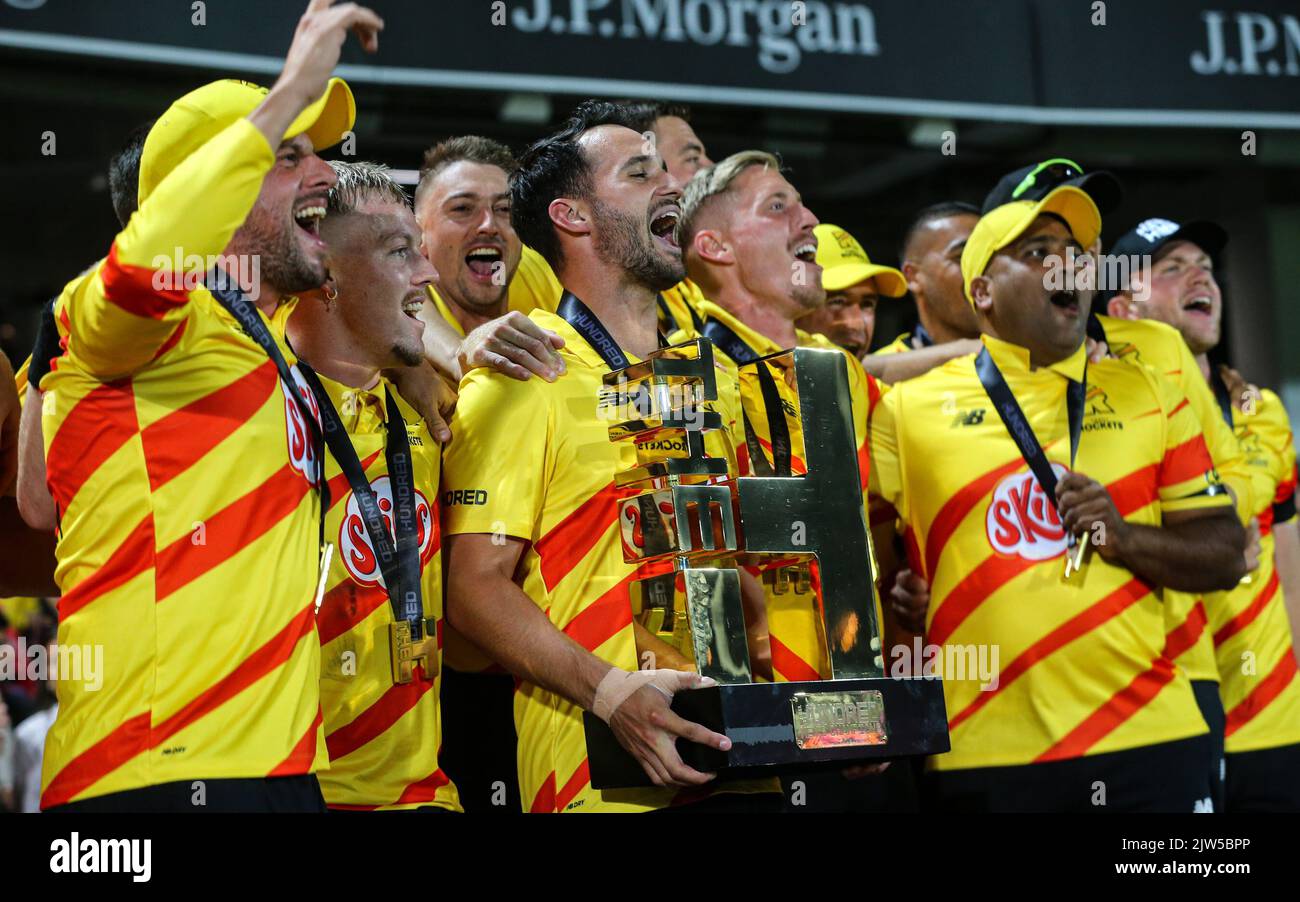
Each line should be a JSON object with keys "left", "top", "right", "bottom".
{"left": 960, "top": 185, "right": 1101, "bottom": 305}
{"left": 138, "top": 77, "right": 355, "bottom": 206}
{"left": 814, "top": 223, "right": 907, "bottom": 296}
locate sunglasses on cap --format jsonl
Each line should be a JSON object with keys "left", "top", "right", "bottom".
{"left": 1011, "top": 158, "right": 1083, "bottom": 200}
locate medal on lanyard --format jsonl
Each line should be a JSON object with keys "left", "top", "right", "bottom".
{"left": 299, "top": 365, "right": 437, "bottom": 684}
{"left": 975, "top": 347, "right": 1088, "bottom": 581}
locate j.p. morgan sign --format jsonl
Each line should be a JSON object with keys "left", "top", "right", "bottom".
{"left": 1, "top": 0, "right": 1298, "bottom": 128}
{"left": 507, "top": 0, "right": 880, "bottom": 75}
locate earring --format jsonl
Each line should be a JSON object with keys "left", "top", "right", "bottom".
{"left": 323, "top": 284, "right": 339, "bottom": 307}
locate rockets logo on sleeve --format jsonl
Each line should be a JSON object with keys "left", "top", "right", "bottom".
{"left": 339, "top": 475, "right": 437, "bottom": 588}
{"left": 985, "top": 464, "right": 1069, "bottom": 561}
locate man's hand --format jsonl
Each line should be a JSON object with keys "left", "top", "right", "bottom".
{"left": 1243, "top": 517, "right": 1261, "bottom": 573}
{"left": 459, "top": 311, "right": 566, "bottom": 382}
{"left": 249, "top": 1, "right": 383, "bottom": 147}
{"left": 385, "top": 361, "right": 453, "bottom": 443}
{"left": 600, "top": 668, "right": 730, "bottom": 788}
{"left": 889, "top": 568, "right": 930, "bottom": 634}
{"left": 279, "top": 0, "right": 382, "bottom": 105}
{"left": 1056, "top": 471, "right": 1126, "bottom": 563}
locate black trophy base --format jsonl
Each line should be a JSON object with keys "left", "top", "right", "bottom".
{"left": 583, "top": 676, "right": 949, "bottom": 790}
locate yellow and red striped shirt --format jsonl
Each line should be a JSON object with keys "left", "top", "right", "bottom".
{"left": 313, "top": 374, "right": 459, "bottom": 811}
{"left": 39, "top": 118, "right": 327, "bottom": 807}
{"left": 1092, "top": 315, "right": 1254, "bottom": 684}
{"left": 441, "top": 308, "right": 745, "bottom": 812}
{"left": 1209, "top": 388, "right": 1300, "bottom": 752}
{"left": 692, "top": 298, "right": 884, "bottom": 684}
{"left": 869, "top": 334, "right": 1228, "bottom": 771}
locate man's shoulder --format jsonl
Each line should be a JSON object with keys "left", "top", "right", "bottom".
{"left": 1097, "top": 315, "right": 1184, "bottom": 367}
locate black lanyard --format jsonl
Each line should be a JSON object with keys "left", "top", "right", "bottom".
{"left": 206, "top": 270, "right": 328, "bottom": 547}
{"left": 1211, "top": 370, "right": 1235, "bottom": 429}
{"left": 297, "top": 366, "right": 427, "bottom": 637}
{"left": 701, "top": 315, "right": 792, "bottom": 477}
{"left": 556, "top": 291, "right": 667, "bottom": 369}
{"left": 975, "top": 345, "right": 1086, "bottom": 527}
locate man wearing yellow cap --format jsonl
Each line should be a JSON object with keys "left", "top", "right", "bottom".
{"left": 38, "top": 0, "right": 384, "bottom": 812}
{"left": 795, "top": 223, "right": 906, "bottom": 360}
{"left": 868, "top": 187, "right": 1247, "bottom": 811}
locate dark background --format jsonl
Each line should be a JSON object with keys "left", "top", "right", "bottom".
{"left": 2, "top": 0, "right": 1299, "bottom": 419}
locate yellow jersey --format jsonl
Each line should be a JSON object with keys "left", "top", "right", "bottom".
{"left": 507, "top": 245, "right": 562, "bottom": 316}
{"left": 1209, "top": 388, "right": 1300, "bottom": 752}
{"left": 1093, "top": 315, "right": 1254, "bottom": 685}
{"left": 40, "top": 118, "right": 327, "bottom": 807}
{"left": 313, "top": 374, "right": 460, "bottom": 811}
{"left": 441, "top": 308, "right": 745, "bottom": 812}
{"left": 869, "top": 334, "right": 1229, "bottom": 771}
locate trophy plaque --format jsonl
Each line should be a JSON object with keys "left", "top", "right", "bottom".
{"left": 583, "top": 343, "right": 949, "bottom": 788}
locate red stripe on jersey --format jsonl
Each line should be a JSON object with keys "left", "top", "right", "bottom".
{"left": 1225, "top": 649, "right": 1298, "bottom": 738}
{"left": 1033, "top": 654, "right": 1178, "bottom": 762}
{"left": 325, "top": 667, "right": 433, "bottom": 762}
{"left": 154, "top": 463, "right": 314, "bottom": 601}
{"left": 1162, "top": 599, "right": 1208, "bottom": 660}
{"left": 325, "top": 448, "right": 385, "bottom": 511}
{"left": 857, "top": 441, "right": 870, "bottom": 490}
{"left": 948, "top": 577, "right": 1150, "bottom": 732}
{"left": 140, "top": 360, "right": 278, "bottom": 491}
{"left": 46, "top": 379, "right": 138, "bottom": 511}
{"left": 1105, "top": 464, "right": 1159, "bottom": 516}
{"left": 924, "top": 455, "right": 1027, "bottom": 580}
{"left": 389, "top": 766, "right": 452, "bottom": 807}
{"left": 559, "top": 568, "right": 640, "bottom": 652}
{"left": 100, "top": 242, "right": 190, "bottom": 320}
{"left": 1213, "top": 570, "right": 1280, "bottom": 648}
{"left": 40, "top": 712, "right": 152, "bottom": 809}
{"left": 929, "top": 555, "right": 1035, "bottom": 648}
{"left": 268, "top": 707, "right": 322, "bottom": 776}
{"left": 150, "top": 318, "right": 188, "bottom": 362}
{"left": 1167, "top": 398, "right": 1190, "bottom": 418}
{"left": 555, "top": 758, "right": 590, "bottom": 812}
{"left": 152, "top": 601, "right": 317, "bottom": 745}
{"left": 316, "top": 582, "right": 388, "bottom": 647}
{"left": 57, "top": 514, "right": 155, "bottom": 619}
{"left": 929, "top": 466, "right": 1158, "bottom": 647}
{"left": 1159, "top": 433, "right": 1215, "bottom": 487}
{"left": 536, "top": 482, "right": 619, "bottom": 592}
{"left": 770, "top": 634, "right": 821, "bottom": 682}
{"left": 529, "top": 771, "right": 557, "bottom": 813}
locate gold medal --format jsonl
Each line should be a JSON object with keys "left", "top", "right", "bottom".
{"left": 1063, "top": 532, "right": 1088, "bottom": 580}
{"left": 389, "top": 619, "right": 439, "bottom": 684}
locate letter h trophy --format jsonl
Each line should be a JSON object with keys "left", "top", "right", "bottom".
{"left": 583, "top": 341, "right": 949, "bottom": 786}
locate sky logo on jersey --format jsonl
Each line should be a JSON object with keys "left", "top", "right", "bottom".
{"left": 283, "top": 365, "right": 322, "bottom": 486}
{"left": 986, "top": 465, "right": 1069, "bottom": 561}
{"left": 339, "top": 475, "right": 436, "bottom": 589}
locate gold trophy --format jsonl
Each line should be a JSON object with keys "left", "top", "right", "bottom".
{"left": 583, "top": 343, "right": 949, "bottom": 786}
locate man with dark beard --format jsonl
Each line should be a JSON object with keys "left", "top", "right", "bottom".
{"left": 38, "top": 0, "right": 383, "bottom": 812}
{"left": 440, "top": 101, "right": 776, "bottom": 812}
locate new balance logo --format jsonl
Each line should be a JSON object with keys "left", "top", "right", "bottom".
{"left": 951, "top": 409, "right": 986, "bottom": 427}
